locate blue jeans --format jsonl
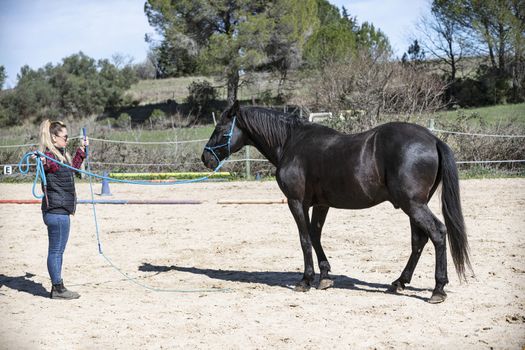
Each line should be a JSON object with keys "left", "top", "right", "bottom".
{"left": 43, "top": 213, "right": 70, "bottom": 285}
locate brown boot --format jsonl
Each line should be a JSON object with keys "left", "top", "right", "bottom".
{"left": 50, "top": 281, "right": 80, "bottom": 300}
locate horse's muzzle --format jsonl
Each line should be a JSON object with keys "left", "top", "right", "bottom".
{"left": 201, "top": 150, "right": 217, "bottom": 169}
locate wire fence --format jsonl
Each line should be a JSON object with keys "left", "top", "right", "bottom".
{"left": 429, "top": 129, "right": 525, "bottom": 138}
{"left": 428, "top": 124, "right": 524, "bottom": 166}
{"left": 1, "top": 125, "right": 524, "bottom": 178}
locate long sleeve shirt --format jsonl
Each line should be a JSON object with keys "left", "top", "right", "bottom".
{"left": 43, "top": 148, "right": 86, "bottom": 174}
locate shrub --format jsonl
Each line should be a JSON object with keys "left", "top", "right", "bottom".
{"left": 257, "top": 89, "right": 274, "bottom": 105}
{"left": 435, "top": 112, "right": 525, "bottom": 174}
{"left": 185, "top": 80, "right": 217, "bottom": 118}
{"left": 148, "top": 109, "right": 166, "bottom": 129}
{"left": 116, "top": 113, "right": 131, "bottom": 129}
{"left": 295, "top": 49, "right": 446, "bottom": 131}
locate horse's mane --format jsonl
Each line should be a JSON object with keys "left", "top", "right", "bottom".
{"left": 238, "top": 107, "right": 307, "bottom": 148}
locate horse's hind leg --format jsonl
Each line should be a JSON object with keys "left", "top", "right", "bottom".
{"left": 310, "top": 206, "right": 333, "bottom": 290}
{"left": 288, "top": 199, "right": 315, "bottom": 292}
{"left": 405, "top": 203, "right": 449, "bottom": 303}
{"left": 391, "top": 219, "right": 429, "bottom": 292}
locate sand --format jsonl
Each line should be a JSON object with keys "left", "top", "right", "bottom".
{"left": 1, "top": 179, "right": 524, "bottom": 349}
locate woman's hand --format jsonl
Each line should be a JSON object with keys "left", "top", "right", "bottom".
{"left": 31, "top": 152, "right": 46, "bottom": 164}
{"left": 80, "top": 137, "right": 89, "bottom": 150}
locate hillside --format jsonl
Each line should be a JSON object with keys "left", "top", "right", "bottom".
{"left": 124, "top": 75, "right": 525, "bottom": 125}
{"left": 125, "top": 73, "right": 284, "bottom": 106}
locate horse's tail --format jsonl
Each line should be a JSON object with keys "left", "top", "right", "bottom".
{"left": 437, "top": 140, "right": 472, "bottom": 282}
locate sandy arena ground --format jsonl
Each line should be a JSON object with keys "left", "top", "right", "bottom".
{"left": 0, "top": 179, "right": 524, "bottom": 349}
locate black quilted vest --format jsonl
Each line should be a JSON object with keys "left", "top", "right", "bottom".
{"left": 41, "top": 149, "right": 77, "bottom": 215}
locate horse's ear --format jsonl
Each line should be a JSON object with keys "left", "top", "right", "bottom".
{"left": 225, "top": 100, "right": 240, "bottom": 119}
{"left": 232, "top": 100, "right": 240, "bottom": 115}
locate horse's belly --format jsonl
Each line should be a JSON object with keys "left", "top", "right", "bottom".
{"left": 314, "top": 183, "right": 387, "bottom": 209}
{"left": 321, "top": 195, "right": 384, "bottom": 210}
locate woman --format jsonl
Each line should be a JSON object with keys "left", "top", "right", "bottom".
{"left": 38, "top": 120, "right": 88, "bottom": 300}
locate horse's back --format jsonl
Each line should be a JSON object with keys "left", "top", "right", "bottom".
{"left": 278, "top": 122, "right": 441, "bottom": 209}
{"left": 279, "top": 123, "right": 385, "bottom": 208}
{"left": 373, "top": 122, "right": 440, "bottom": 169}
{"left": 374, "top": 122, "right": 437, "bottom": 145}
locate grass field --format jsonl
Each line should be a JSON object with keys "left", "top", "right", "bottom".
{"left": 127, "top": 76, "right": 216, "bottom": 104}
{"left": 433, "top": 103, "right": 525, "bottom": 125}
{"left": 99, "top": 102, "right": 525, "bottom": 142}
{"left": 1, "top": 103, "right": 523, "bottom": 146}
{"left": 98, "top": 126, "right": 215, "bottom": 142}
{"left": 127, "top": 73, "right": 282, "bottom": 105}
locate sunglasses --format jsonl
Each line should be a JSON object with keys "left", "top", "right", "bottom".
{"left": 55, "top": 134, "right": 69, "bottom": 141}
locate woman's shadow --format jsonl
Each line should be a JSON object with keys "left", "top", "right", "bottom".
{"left": 138, "top": 262, "right": 430, "bottom": 302}
{"left": 0, "top": 273, "right": 49, "bottom": 297}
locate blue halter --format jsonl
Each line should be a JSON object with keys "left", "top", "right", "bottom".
{"left": 204, "top": 116, "right": 237, "bottom": 164}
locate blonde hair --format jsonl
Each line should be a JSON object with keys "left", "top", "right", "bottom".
{"left": 38, "top": 119, "right": 71, "bottom": 164}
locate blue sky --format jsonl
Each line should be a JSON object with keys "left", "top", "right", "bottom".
{"left": 333, "top": 0, "right": 431, "bottom": 53}
{"left": 0, "top": 0, "right": 430, "bottom": 88}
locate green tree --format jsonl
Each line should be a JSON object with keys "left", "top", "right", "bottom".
{"left": 434, "top": 0, "right": 522, "bottom": 71}
{"left": 263, "top": 0, "right": 318, "bottom": 98}
{"left": 316, "top": 0, "right": 342, "bottom": 26}
{"left": 0, "top": 91, "right": 16, "bottom": 126}
{"left": 304, "top": 1, "right": 357, "bottom": 67}
{"left": 54, "top": 53, "right": 101, "bottom": 116}
{"left": 304, "top": 1, "right": 391, "bottom": 68}
{"left": 356, "top": 22, "right": 391, "bottom": 55}
{"left": 0, "top": 52, "right": 138, "bottom": 124}
{"left": 433, "top": 0, "right": 525, "bottom": 102}
{"left": 146, "top": 36, "right": 198, "bottom": 77}
{"left": 0, "top": 65, "right": 6, "bottom": 90}
{"left": 402, "top": 40, "right": 426, "bottom": 65}
{"left": 144, "top": 0, "right": 317, "bottom": 105}
{"left": 304, "top": 21, "right": 357, "bottom": 66}
{"left": 15, "top": 64, "right": 59, "bottom": 118}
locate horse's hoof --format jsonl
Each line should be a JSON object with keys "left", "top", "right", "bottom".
{"left": 293, "top": 283, "right": 311, "bottom": 292}
{"left": 388, "top": 281, "right": 405, "bottom": 294}
{"left": 428, "top": 293, "right": 447, "bottom": 304}
{"left": 318, "top": 279, "right": 334, "bottom": 290}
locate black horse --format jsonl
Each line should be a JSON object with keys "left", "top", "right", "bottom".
{"left": 202, "top": 101, "right": 471, "bottom": 303}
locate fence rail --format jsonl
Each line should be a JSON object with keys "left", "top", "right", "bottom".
{"left": 430, "top": 128, "right": 525, "bottom": 138}
{"left": 1, "top": 126, "right": 524, "bottom": 175}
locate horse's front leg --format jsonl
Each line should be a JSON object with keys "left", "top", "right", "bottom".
{"left": 310, "top": 206, "right": 334, "bottom": 290}
{"left": 288, "top": 199, "right": 314, "bottom": 292}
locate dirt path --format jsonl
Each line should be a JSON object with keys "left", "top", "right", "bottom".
{"left": 1, "top": 179, "right": 524, "bottom": 349}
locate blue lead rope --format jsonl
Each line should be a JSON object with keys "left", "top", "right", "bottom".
{"left": 18, "top": 151, "right": 47, "bottom": 200}
{"left": 82, "top": 128, "right": 103, "bottom": 255}
{"left": 19, "top": 151, "right": 228, "bottom": 186}
{"left": 19, "top": 133, "right": 233, "bottom": 293}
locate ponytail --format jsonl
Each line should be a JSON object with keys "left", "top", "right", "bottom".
{"left": 38, "top": 119, "right": 71, "bottom": 164}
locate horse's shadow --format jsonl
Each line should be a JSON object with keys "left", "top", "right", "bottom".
{"left": 138, "top": 263, "right": 431, "bottom": 302}
{"left": 0, "top": 273, "right": 49, "bottom": 298}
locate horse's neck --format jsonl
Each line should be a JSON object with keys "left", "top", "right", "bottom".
{"left": 241, "top": 116, "right": 291, "bottom": 166}
{"left": 246, "top": 133, "right": 283, "bottom": 166}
